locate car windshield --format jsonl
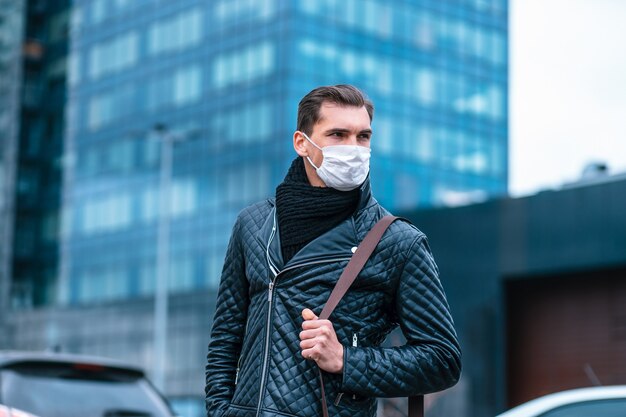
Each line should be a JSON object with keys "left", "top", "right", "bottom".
{"left": 0, "top": 363, "right": 173, "bottom": 417}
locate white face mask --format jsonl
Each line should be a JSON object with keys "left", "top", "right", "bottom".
{"left": 302, "top": 132, "right": 371, "bottom": 191}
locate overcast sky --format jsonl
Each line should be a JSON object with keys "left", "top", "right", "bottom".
{"left": 509, "top": 0, "right": 626, "bottom": 196}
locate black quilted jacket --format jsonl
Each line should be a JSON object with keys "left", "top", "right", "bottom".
{"left": 206, "top": 179, "right": 461, "bottom": 417}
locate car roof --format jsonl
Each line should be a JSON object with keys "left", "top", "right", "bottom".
{"left": 497, "top": 386, "right": 626, "bottom": 417}
{"left": 0, "top": 350, "right": 145, "bottom": 375}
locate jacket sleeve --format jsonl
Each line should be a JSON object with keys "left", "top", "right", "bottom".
{"left": 205, "top": 214, "right": 249, "bottom": 416}
{"left": 340, "top": 235, "right": 462, "bottom": 397}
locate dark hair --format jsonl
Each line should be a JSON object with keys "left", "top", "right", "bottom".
{"left": 297, "top": 85, "right": 374, "bottom": 135}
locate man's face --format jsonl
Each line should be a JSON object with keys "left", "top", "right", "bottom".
{"left": 295, "top": 102, "right": 372, "bottom": 187}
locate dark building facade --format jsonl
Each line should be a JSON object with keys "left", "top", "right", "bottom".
{"left": 11, "top": 0, "right": 68, "bottom": 309}
{"left": 0, "top": 0, "right": 25, "bottom": 343}
{"left": 404, "top": 175, "right": 626, "bottom": 417}
{"left": 0, "top": 0, "right": 67, "bottom": 338}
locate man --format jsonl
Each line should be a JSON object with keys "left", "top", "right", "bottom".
{"left": 206, "top": 85, "right": 461, "bottom": 417}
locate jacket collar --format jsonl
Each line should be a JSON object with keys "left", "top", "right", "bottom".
{"left": 356, "top": 175, "right": 374, "bottom": 211}
{"left": 261, "top": 176, "right": 374, "bottom": 273}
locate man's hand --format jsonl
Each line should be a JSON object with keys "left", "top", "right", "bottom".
{"left": 299, "top": 308, "right": 344, "bottom": 374}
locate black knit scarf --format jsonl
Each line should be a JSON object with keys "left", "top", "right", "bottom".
{"left": 275, "top": 157, "right": 359, "bottom": 264}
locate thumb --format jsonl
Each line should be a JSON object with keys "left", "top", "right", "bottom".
{"left": 302, "top": 308, "right": 318, "bottom": 321}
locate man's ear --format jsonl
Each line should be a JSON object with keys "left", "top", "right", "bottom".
{"left": 293, "top": 131, "right": 308, "bottom": 157}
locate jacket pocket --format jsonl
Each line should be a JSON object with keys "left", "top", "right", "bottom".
{"left": 224, "top": 403, "right": 256, "bottom": 416}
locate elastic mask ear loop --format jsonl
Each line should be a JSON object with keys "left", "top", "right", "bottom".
{"left": 302, "top": 132, "right": 322, "bottom": 169}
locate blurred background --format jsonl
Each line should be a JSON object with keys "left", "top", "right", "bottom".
{"left": 0, "top": 1, "right": 624, "bottom": 417}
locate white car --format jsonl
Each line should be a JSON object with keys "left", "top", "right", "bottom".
{"left": 0, "top": 404, "right": 40, "bottom": 417}
{"left": 0, "top": 350, "right": 177, "bottom": 417}
{"left": 497, "top": 386, "right": 626, "bottom": 417}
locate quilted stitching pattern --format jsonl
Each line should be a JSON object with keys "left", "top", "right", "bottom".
{"left": 341, "top": 237, "right": 461, "bottom": 398}
{"left": 206, "top": 189, "right": 461, "bottom": 417}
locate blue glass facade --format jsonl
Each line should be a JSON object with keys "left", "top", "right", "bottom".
{"left": 34, "top": 1, "right": 511, "bottom": 414}
{"left": 62, "top": 0, "right": 508, "bottom": 306}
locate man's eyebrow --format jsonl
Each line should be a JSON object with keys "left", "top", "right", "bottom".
{"left": 322, "top": 128, "right": 373, "bottom": 134}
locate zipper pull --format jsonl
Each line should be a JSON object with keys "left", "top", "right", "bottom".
{"left": 334, "top": 392, "right": 344, "bottom": 406}
{"left": 268, "top": 281, "right": 274, "bottom": 301}
{"left": 352, "top": 333, "right": 358, "bottom": 399}
{"left": 234, "top": 355, "right": 242, "bottom": 385}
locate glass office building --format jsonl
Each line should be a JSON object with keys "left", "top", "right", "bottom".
{"left": 61, "top": 0, "right": 508, "bottom": 304}
{"left": 13, "top": 0, "right": 508, "bottom": 415}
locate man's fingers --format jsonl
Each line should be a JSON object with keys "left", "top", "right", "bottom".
{"left": 302, "top": 308, "right": 318, "bottom": 321}
{"left": 299, "top": 338, "right": 317, "bottom": 350}
{"left": 301, "top": 347, "right": 318, "bottom": 361}
{"left": 302, "top": 318, "right": 331, "bottom": 330}
{"left": 299, "top": 329, "right": 319, "bottom": 340}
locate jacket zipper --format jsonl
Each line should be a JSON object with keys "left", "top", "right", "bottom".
{"left": 234, "top": 355, "right": 241, "bottom": 385}
{"left": 352, "top": 332, "right": 358, "bottom": 399}
{"left": 255, "top": 211, "right": 351, "bottom": 417}
{"left": 235, "top": 315, "right": 251, "bottom": 386}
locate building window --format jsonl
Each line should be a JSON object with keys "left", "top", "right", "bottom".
{"left": 61, "top": 206, "right": 73, "bottom": 239}
{"left": 106, "top": 140, "right": 135, "bottom": 173}
{"left": 414, "top": 10, "right": 435, "bottom": 50}
{"left": 215, "top": 0, "right": 275, "bottom": 22}
{"left": 490, "top": 30, "right": 506, "bottom": 65}
{"left": 415, "top": 127, "right": 435, "bottom": 163}
{"left": 453, "top": 82, "right": 504, "bottom": 120}
{"left": 89, "top": 31, "right": 138, "bottom": 79}
{"left": 91, "top": 0, "right": 106, "bottom": 24}
{"left": 147, "top": 65, "right": 202, "bottom": 110}
{"left": 82, "top": 193, "right": 132, "bottom": 234}
{"left": 140, "top": 179, "right": 198, "bottom": 223}
{"left": 212, "top": 42, "right": 275, "bottom": 88}
{"left": 88, "top": 84, "right": 135, "bottom": 130}
{"left": 68, "top": 53, "right": 80, "bottom": 86}
{"left": 78, "top": 266, "right": 128, "bottom": 303}
{"left": 140, "top": 186, "right": 158, "bottom": 223}
{"left": 169, "top": 256, "right": 195, "bottom": 292}
{"left": 174, "top": 66, "right": 202, "bottom": 105}
{"left": 42, "top": 210, "right": 59, "bottom": 244}
{"left": 491, "top": 143, "right": 505, "bottom": 176}
{"left": 297, "top": 39, "right": 391, "bottom": 96}
{"left": 395, "top": 173, "right": 420, "bottom": 210}
{"left": 147, "top": 74, "right": 172, "bottom": 111}
{"left": 148, "top": 8, "right": 202, "bottom": 56}
{"left": 415, "top": 68, "right": 436, "bottom": 106}
{"left": 474, "top": 26, "right": 489, "bottom": 59}
{"left": 139, "top": 262, "right": 156, "bottom": 296}
{"left": 211, "top": 101, "right": 273, "bottom": 143}
{"left": 372, "top": 116, "right": 392, "bottom": 155}
{"left": 363, "top": 0, "right": 391, "bottom": 38}
{"left": 70, "top": 5, "right": 83, "bottom": 32}
{"left": 170, "top": 179, "right": 198, "bottom": 217}
{"left": 224, "top": 164, "right": 269, "bottom": 206}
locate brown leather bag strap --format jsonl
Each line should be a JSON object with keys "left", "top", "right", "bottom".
{"left": 409, "top": 394, "right": 425, "bottom": 417}
{"left": 318, "top": 215, "right": 398, "bottom": 321}
{"left": 317, "top": 216, "right": 424, "bottom": 417}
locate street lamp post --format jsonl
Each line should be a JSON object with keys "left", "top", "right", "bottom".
{"left": 147, "top": 122, "right": 200, "bottom": 392}
{"left": 153, "top": 123, "right": 172, "bottom": 391}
